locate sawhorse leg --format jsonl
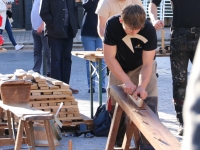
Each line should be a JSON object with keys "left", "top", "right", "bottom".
{"left": 44, "top": 120, "right": 55, "bottom": 150}
{"left": 106, "top": 103, "right": 123, "bottom": 150}
{"left": 122, "top": 121, "right": 140, "bottom": 150}
{"left": 106, "top": 103, "right": 140, "bottom": 150}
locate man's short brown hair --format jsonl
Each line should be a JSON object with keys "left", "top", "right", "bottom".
{"left": 121, "top": 4, "right": 146, "bottom": 30}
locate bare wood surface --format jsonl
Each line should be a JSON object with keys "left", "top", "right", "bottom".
{"left": 68, "top": 140, "right": 73, "bottom": 150}
{"left": 106, "top": 103, "right": 123, "bottom": 150}
{"left": 72, "top": 51, "right": 104, "bottom": 62}
{"left": 45, "top": 77, "right": 63, "bottom": 85}
{"left": 0, "top": 138, "right": 15, "bottom": 146}
{"left": 28, "top": 121, "right": 36, "bottom": 150}
{"left": 44, "top": 120, "right": 56, "bottom": 150}
{"left": 22, "top": 114, "right": 54, "bottom": 121}
{"left": 30, "top": 88, "right": 72, "bottom": 93}
{"left": 15, "top": 119, "right": 24, "bottom": 150}
{"left": 122, "top": 121, "right": 137, "bottom": 150}
{"left": 30, "top": 94, "right": 74, "bottom": 100}
{"left": 0, "top": 101, "right": 51, "bottom": 117}
{"left": 110, "top": 85, "right": 181, "bottom": 150}
{"left": 161, "top": 29, "right": 165, "bottom": 50}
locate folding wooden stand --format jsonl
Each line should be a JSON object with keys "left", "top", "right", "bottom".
{"left": 0, "top": 103, "right": 56, "bottom": 150}
{"left": 0, "top": 79, "right": 55, "bottom": 150}
{"left": 106, "top": 85, "right": 181, "bottom": 150}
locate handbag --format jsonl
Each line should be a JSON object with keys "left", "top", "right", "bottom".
{"left": 0, "top": 15, "right": 2, "bottom": 27}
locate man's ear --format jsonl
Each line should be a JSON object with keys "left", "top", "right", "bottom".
{"left": 119, "top": 17, "right": 123, "bottom": 23}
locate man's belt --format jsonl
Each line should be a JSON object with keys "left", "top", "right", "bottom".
{"left": 171, "top": 26, "right": 200, "bottom": 34}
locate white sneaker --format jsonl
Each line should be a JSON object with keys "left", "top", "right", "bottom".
{"left": 15, "top": 44, "right": 24, "bottom": 51}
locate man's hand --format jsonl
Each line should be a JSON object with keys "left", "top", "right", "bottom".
{"left": 122, "top": 81, "right": 137, "bottom": 95}
{"left": 132, "top": 86, "right": 148, "bottom": 100}
{"left": 152, "top": 19, "right": 164, "bottom": 30}
{"left": 37, "top": 23, "right": 44, "bottom": 34}
{"left": 37, "top": 26, "right": 43, "bottom": 34}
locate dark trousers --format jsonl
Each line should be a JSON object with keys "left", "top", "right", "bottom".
{"left": 32, "top": 29, "right": 51, "bottom": 74}
{"left": 48, "top": 36, "right": 73, "bottom": 84}
{"left": 170, "top": 28, "right": 199, "bottom": 124}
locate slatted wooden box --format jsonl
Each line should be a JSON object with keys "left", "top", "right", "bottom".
{"left": 0, "top": 80, "right": 32, "bottom": 104}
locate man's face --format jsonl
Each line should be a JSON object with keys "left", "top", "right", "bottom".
{"left": 119, "top": 18, "right": 140, "bottom": 35}
{"left": 122, "top": 23, "right": 140, "bottom": 35}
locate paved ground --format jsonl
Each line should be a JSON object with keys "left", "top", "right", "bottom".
{"left": 0, "top": 28, "right": 190, "bottom": 149}
{"left": 1, "top": 28, "right": 171, "bottom": 50}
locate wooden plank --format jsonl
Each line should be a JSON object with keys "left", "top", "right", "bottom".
{"left": 31, "top": 88, "right": 72, "bottom": 93}
{"left": 15, "top": 119, "right": 24, "bottom": 150}
{"left": 45, "top": 77, "right": 63, "bottom": 85}
{"left": 47, "top": 82, "right": 60, "bottom": 89}
{"left": 122, "top": 121, "right": 138, "bottom": 150}
{"left": 53, "top": 91, "right": 62, "bottom": 95}
{"left": 40, "top": 86, "right": 49, "bottom": 90}
{"left": 32, "top": 93, "right": 41, "bottom": 96}
{"left": 33, "top": 105, "right": 78, "bottom": 110}
{"left": 43, "top": 92, "right": 52, "bottom": 95}
{"left": 30, "top": 99, "right": 75, "bottom": 104}
{"left": 0, "top": 138, "right": 15, "bottom": 146}
{"left": 110, "top": 85, "right": 181, "bottom": 150}
{"left": 58, "top": 116, "right": 83, "bottom": 121}
{"left": 0, "top": 101, "right": 51, "bottom": 117}
{"left": 44, "top": 120, "right": 56, "bottom": 150}
{"left": 30, "top": 94, "right": 74, "bottom": 100}
{"left": 105, "top": 103, "right": 123, "bottom": 150}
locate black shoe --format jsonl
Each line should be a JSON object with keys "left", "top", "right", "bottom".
{"left": 69, "top": 87, "right": 79, "bottom": 94}
{"left": 102, "top": 88, "right": 107, "bottom": 93}
{"left": 88, "top": 88, "right": 95, "bottom": 93}
{"left": 178, "top": 123, "right": 183, "bottom": 136}
{"left": 46, "top": 73, "right": 51, "bottom": 77}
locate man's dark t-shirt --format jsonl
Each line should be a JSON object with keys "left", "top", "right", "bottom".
{"left": 151, "top": 0, "right": 200, "bottom": 28}
{"left": 104, "top": 15, "right": 157, "bottom": 73}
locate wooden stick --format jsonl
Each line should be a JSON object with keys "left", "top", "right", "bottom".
{"left": 68, "top": 140, "right": 72, "bottom": 150}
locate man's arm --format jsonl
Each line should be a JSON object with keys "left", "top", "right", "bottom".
{"left": 148, "top": 2, "right": 164, "bottom": 30}
{"left": 97, "top": 16, "right": 108, "bottom": 40}
{"left": 103, "top": 44, "right": 137, "bottom": 95}
{"left": 39, "top": 0, "right": 53, "bottom": 27}
{"left": 133, "top": 50, "right": 155, "bottom": 100}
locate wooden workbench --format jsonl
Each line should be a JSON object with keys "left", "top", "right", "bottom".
{"left": 72, "top": 51, "right": 170, "bottom": 118}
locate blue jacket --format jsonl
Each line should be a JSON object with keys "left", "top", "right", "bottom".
{"left": 81, "top": 0, "right": 99, "bottom": 37}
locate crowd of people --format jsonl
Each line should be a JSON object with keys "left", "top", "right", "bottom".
{"left": 0, "top": 0, "right": 200, "bottom": 149}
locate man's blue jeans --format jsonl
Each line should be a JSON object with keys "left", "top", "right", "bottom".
{"left": 81, "top": 36, "right": 106, "bottom": 88}
{"left": 0, "top": 18, "right": 17, "bottom": 46}
{"left": 32, "top": 29, "right": 51, "bottom": 75}
{"left": 48, "top": 36, "right": 73, "bottom": 84}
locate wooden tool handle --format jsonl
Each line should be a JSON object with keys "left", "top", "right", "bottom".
{"left": 129, "top": 95, "right": 143, "bottom": 107}
{"left": 161, "top": 29, "right": 165, "bottom": 50}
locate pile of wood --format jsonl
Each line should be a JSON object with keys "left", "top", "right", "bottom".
{"left": 0, "top": 69, "right": 84, "bottom": 126}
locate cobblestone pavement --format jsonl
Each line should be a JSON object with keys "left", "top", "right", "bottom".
{"left": 0, "top": 49, "right": 192, "bottom": 149}
{"left": 1, "top": 28, "right": 171, "bottom": 49}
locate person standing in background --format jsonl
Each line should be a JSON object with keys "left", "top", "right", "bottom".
{"left": 95, "top": 0, "right": 143, "bottom": 40}
{"left": 31, "top": 0, "right": 51, "bottom": 77}
{"left": 0, "top": 0, "right": 6, "bottom": 51}
{"left": 182, "top": 41, "right": 200, "bottom": 150}
{"left": 81, "top": 0, "right": 107, "bottom": 93}
{"left": 0, "top": 2, "right": 24, "bottom": 51}
{"left": 148, "top": 0, "right": 200, "bottom": 136}
{"left": 40, "top": 0, "right": 80, "bottom": 94}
